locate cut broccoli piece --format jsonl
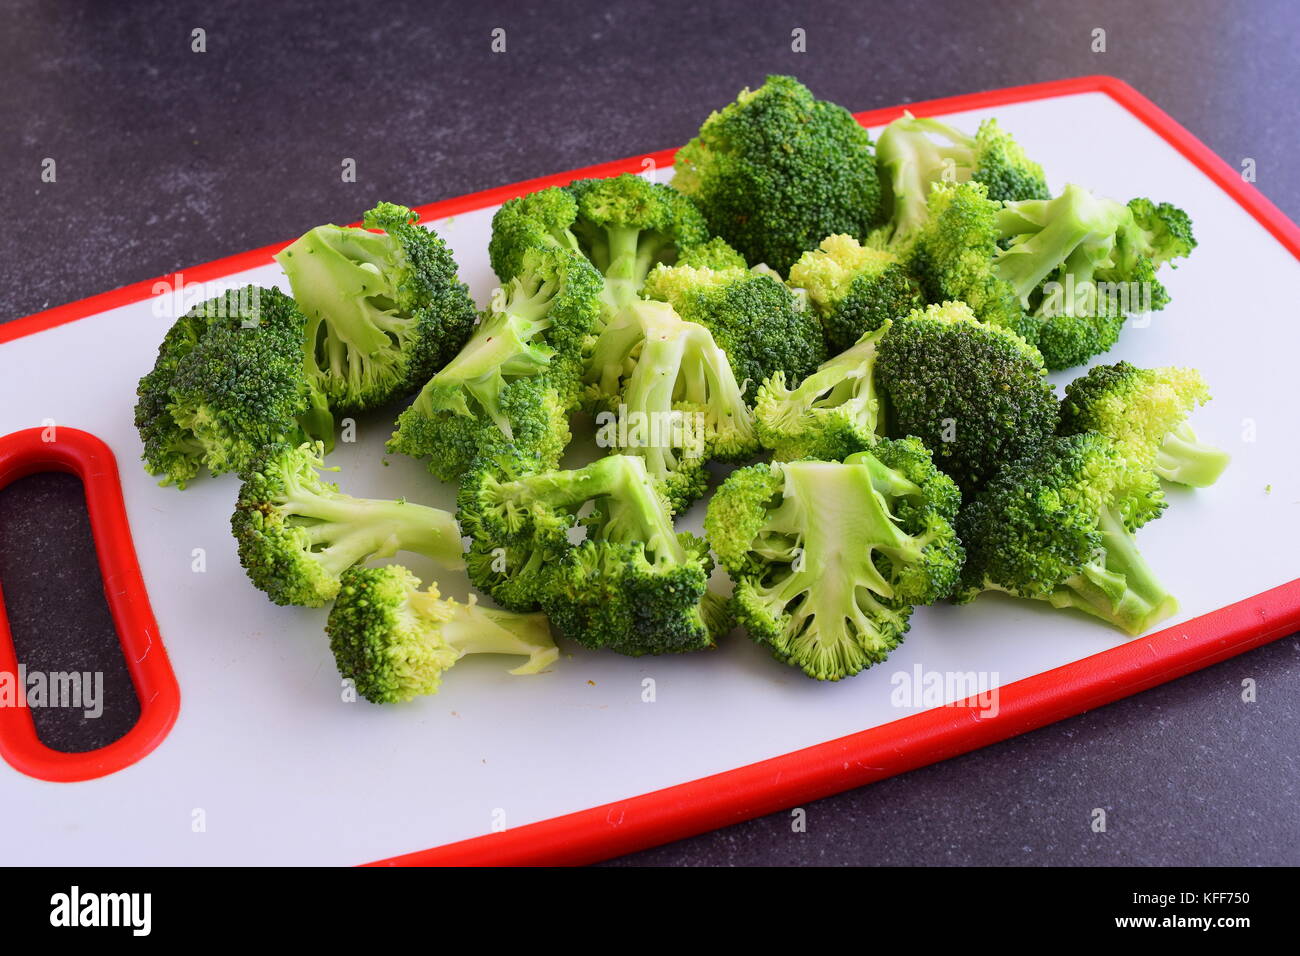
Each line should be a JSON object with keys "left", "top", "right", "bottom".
{"left": 388, "top": 245, "right": 602, "bottom": 481}
{"left": 1118, "top": 198, "right": 1198, "bottom": 270}
{"left": 673, "top": 75, "right": 882, "bottom": 273}
{"left": 328, "top": 565, "right": 556, "bottom": 704}
{"left": 875, "top": 301, "right": 1060, "bottom": 497}
{"left": 459, "top": 454, "right": 723, "bottom": 655}
{"left": 1059, "top": 362, "right": 1228, "bottom": 487}
{"left": 956, "top": 433, "right": 1176, "bottom": 636}
{"left": 642, "top": 245, "right": 826, "bottom": 399}
{"left": 993, "top": 186, "right": 1195, "bottom": 370}
{"left": 787, "top": 234, "right": 924, "bottom": 353}
{"left": 754, "top": 323, "right": 887, "bottom": 462}
{"left": 276, "top": 202, "right": 477, "bottom": 412}
{"left": 911, "top": 181, "right": 1037, "bottom": 344}
{"left": 232, "top": 442, "right": 464, "bottom": 607}
{"left": 134, "top": 286, "right": 334, "bottom": 488}
{"left": 587, "top": 299, "right": 759, "bottom": 512}
{"left": 875, "top": 113, "right": 1049, "bottom": 249}
{"left": 489, "top": 174, "right": 708, "bottom": 310}
{"left": 705, "top": 438, "right": 963, "bottom": 680}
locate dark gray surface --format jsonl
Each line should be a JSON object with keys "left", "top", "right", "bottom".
{"left": 0, "top": 0, "right": 1296, "bottom": 865}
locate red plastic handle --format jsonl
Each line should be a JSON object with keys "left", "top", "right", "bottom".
{"left": 0, "top": 427, "right": 179, "bottom": 781}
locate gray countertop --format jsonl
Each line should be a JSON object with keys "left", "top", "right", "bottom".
{"left": 1, "top": 0, "right": 1296, "bottom": 865}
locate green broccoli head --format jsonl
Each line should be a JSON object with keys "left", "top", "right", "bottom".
{"left": 1059, "top": 362, "right": 1228, "bottom": 487}
{"left": 327, "top": 565, "right": 556, "bottom": 704}
{"left": 642, "top": 249, "right": 827, "bottom": 398}
{"left": 787, "top": 234, "right": 924, "bottom": 353}
{"left": 135, "top": 286, "right": 333, "bottom": 488}
{"left": 875, "top": 301, "right": 1060, "bottom": 496}
{"left": 993, "top": 185, "right": 1192, "bottom": 370}
{"left": 388, "top": 246, "right": 602, "bottom": 481}
{"left": 275, "top": 202, "right": 477, "bottom": 412}
{"left": 587, "top": 299, "right": 759, "bottom": 512}
{"left": 912, "top": 181, "right": 1036, "bottom": 344}
{"left": 232, "top": 442, "right": 464, "bottom": 607}
{"left": 754, "top": 323, "right": 887, "bottom": 463}
{"left": 705, "top": 437, "right": 963, "bottom": 681}
{"left": 489, "top": 174, "right": 708, "bottom": 312}
{"left": 673, "top": 75, "right": 882, "bottom": 273}
{"left": 459, "top": 454, "right": 720, "bottom": 655}
{"left": 874, "top": 113, "right": 1050, "bottom": 249}
{"left": 957, "top": 433, "right": 1176, "bottom": 636}
{"left": 1121, "top": 198, "right": 1197, "bottom": 270}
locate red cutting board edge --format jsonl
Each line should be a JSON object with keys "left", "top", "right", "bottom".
{"left": 3, "top": 75, "right": 1298, "bottom": 866}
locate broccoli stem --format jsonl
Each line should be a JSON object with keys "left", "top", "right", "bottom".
{"left": 296, "top": 381, "right": 336, "bottom": 453}
{"left": 412, "top": 594, "right": 557, "bottom": 675}
{"left": 1154, "top": 423, "right": 1231, "bottom": 487}
{"left": 288, "top": 493, "right": 465, "bottom": 575}
{"left": 497, "top": 455, "right": 684, "bottom": 564}
{"left": 281, "top": 226, "right": 398, "bottom": 358}
{"left": 1049, "top": 508, "right": 1177, "bottom": 636}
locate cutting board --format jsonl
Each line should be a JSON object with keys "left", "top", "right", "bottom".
{"left": 1, "top": 76, "right": 1298, "bottom": 865}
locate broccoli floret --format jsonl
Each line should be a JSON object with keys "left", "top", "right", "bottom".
{"left": 1059, "top": 362, "right": 1229, "bottom": 487}
{"left": 276, "top": 202, "right": 477, "bottom": 412}
{"left": 956, "top": 433, "right": 1176, "bottom": 636}
{"left": 1119, "top": 198, "right": 1198, "bottom": 270}
{"left": 754, "top": 324, "right": 887, "bottom": 462}
{"left": 787, "top": 234, "right": 924, "bottom": 353}
{"left": 642, "top": 249, "right": 826, "bottom": 397}
{"left": 873, "top": 113, "right": 1048, "bottom": 252}
{"left": 705, "top": 437, "right": 963, "bottom": 680}
{"left": 588, "top": 299, "right": 759, "bottom": 512}
{"left": 459, "top": 454, "right": 723, "bottom": 655}
{"left": 388, "top": 246, "right": 602, "bottom": 481}
{"left": 134, "top": 286, "right": 334, "bottom": 488}
{"left": 994, "top": 186, "right": 1195, "bottom": 370}
{"left": 912, "top": 181, "right": 1036, "bottom": 343}
{"left": 328, "top": 565, "right": 556, "bottom": 704}
{"left": 673, "top": 75, "right": 882, "bottom": 273}
{"left": 875, "top": 301, "right": 1059, "bottom": 496}
{"left": 678, "top": 237, "right": 751, "bottom": 272}
{"left": 489, "top": 174, "right": 708, "bottom": 309}
{"left": 232, "top": 442, "right": 464, "bottom": 607}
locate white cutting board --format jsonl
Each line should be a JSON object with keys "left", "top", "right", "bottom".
{"left": 2, "top": 89, "right": 1298, "bottom": 865}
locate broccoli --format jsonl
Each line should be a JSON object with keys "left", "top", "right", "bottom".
{"left": 874, "top": 113, "right": 1049, "bottom": 248}
{"left": 276, "top": 202, "right": 477, "bottom": 412}
{"left": 911, "top": 181, "right": 1037, "bottom": 343}
{"left": 135, "top": 286, "right": 334, "bottom": 488}
{"left": 232, "top": 442, "right": 464, "bottom": 607}
{"left": 1116, "top": 198, "right": 1198, "bottom": 270}
{"left": 489, "top": 174, "right": 708, "bottom": 313}
{"left": 642, "top": 242, "right": 827, "bottom": 399}
{"left": 388, "top": 245, "right": 602, "bottom": 481}
{"left": 705, "top": 438, "right": 963, "bottom": 680}
{"left": 673, "top": 75, "right": 882, "bottom": 273}
{"left": 754, "top": 324, "right": 887, "bottom": 462}
{"left": 328, "top": 565, "right": 556, "bottom": 704}
{"left": 1059, "top": 362, "right": 1229, "bottom": 487}
{"left": 956, "top": 433, "right": 1176, "bottom": 636}
{"left": 787, "top": 234, "right": 924, "bottom": 353}
{"left": 994, "top": 185, "right": 1195, "bottom": 369}
{"left": 588, "top": 299, "right": 759, "bottom": 511}
{"left": 875, "top": 301, "right": 1060, "bottom": 496}
{"left": 459, "top": 454, "right": 724, "bottom": 655}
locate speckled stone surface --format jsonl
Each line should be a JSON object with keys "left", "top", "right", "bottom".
{"left": 0, "top": 0, "right": 1295, "bottom": 864}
